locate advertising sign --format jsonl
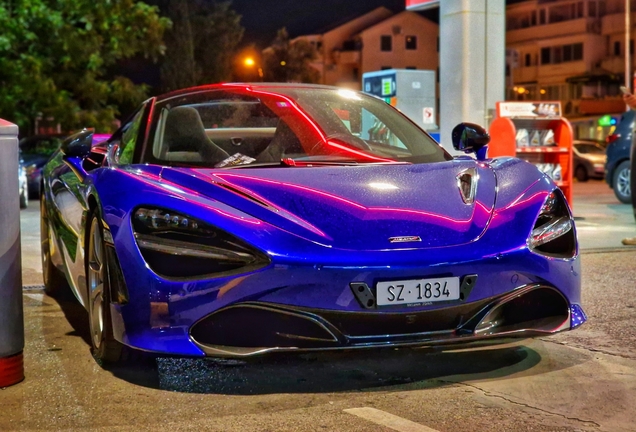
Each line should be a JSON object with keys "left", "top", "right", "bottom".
{"left": 363, "top": 72, "right": 397, "bottom": 98}
{"left": 496, "top": 101, "right": 562, "bottom": 118}
{"left": 422, "top": 107, "right": 435, "bottom": 124}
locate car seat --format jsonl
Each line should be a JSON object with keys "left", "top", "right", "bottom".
{"left": 162, "top": 106, "right": 229, "bottom": 164}
{"left": 255, "top": 119, "right": 304, "bottom": 162}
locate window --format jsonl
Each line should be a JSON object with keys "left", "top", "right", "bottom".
{"left": 614, "top": 41, "right": 621, "bottom": 56}
{"left": 381, "top": 66, "right": 392, "bottom": 70}
{"left": 525, "top": 53, "right": 531, "bottom": 66}
{"left": 406, "top": 66, "right": 416, "bottom": 70}
{"left": 118, "top": 106, "right": 147, "bottom": 164}
{"left": 381, "top": 35, "right": 392, "bottom": 51}
{"left": 405, "top": 36, "right": 417, "bottom": 50}
{"left": 539, "top": 9, "right": 546, "bottom": 24}
{"left": 589, "top": 1, "right": 596, "bottom": 17}
{"left": 541, "top": 47, "right": 551, "bottom": 64}
{"left": 541, "top": 43, "right": 583, "bottom": 64}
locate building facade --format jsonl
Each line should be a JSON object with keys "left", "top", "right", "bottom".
{"left": 295, "top": 8, "right": 439, "bottom": 90}
{"left": 506, "top": 0, "right": 635, "bottom": 139}
{"left": 292, "top": 1, "right": 635, "bottom": 140}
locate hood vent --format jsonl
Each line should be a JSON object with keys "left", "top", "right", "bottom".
{"left": 214, "top": 182, "right": 277, "bottom": 211}
{"left": 456, "top": 168, "right": 478, "bottom": 204}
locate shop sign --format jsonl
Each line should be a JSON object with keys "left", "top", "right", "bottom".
{"left": 497, "top": 102, "right": 562, "bottom": 118}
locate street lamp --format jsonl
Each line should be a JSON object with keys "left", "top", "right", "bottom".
{"left": 243, "top": 57, "right": 263, "bottom": 81}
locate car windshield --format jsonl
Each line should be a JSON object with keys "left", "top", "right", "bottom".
{"left": 144, "top": 86, "right": 451, "bottom": 168}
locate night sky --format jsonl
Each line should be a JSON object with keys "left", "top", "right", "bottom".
{"left": 231, "top": 0, "right": 417, "bottom": 47}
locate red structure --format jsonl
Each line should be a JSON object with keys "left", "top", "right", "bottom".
{"left": 489, "top": 101, "right": 574, "bottom": 205}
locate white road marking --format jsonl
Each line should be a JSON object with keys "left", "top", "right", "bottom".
{"left": 344, "top": 407, "right": 440, "bottom": 432}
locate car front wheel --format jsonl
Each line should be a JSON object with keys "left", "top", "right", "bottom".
{"left": 612, "top": 160, "right": 631, "bottom": 204}
{"left": 86, "top": 210, "right": 123, "bottom": 363}
{"left": 40, "top": 194, "right": 67, "bottom": 295}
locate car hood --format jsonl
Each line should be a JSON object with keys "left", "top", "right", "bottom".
{"left": 582, "top": 153, "right": 606, "bottom": 164}
{"left": 158, "top": 161, "right": 497, "bottom": 250}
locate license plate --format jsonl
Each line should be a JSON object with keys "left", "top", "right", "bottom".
{"left": 376, "top": 277, "right": 460, "bottom": 306}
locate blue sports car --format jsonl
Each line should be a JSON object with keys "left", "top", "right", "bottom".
{"left": 40, "top": 83, "right": 586, "bottom": 363}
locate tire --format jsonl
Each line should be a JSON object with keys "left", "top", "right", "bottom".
{"left": 20, "top": 184, "right": 28, "bottom": 209}
{"left": 575, "top": 165, "right": 588, "bottom": 182}
{"left": 86, "top": 210, "right": 123, "bottom": 364}
{"left": 40, "top": 194, "right": 67, "bottom": 296}
{"left": 612, "top": 160, "right": 632, "bottom": 204}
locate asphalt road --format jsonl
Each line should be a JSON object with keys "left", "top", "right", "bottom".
{"left": 3, "top": 180, "right": 636, "bottom": 432}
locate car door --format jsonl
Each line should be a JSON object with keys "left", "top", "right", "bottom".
{"left": 48, "top": 103, "right": 152, "bottom": 305}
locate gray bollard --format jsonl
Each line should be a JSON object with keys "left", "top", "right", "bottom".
{"left": 0, "top": 118, "right": 24, "bottom": 387}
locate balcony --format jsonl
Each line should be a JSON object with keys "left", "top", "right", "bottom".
{"left": 601, "top": 12, "right": 636, "bottom": 35}
{"left": 578, "top": 98, "right": 626, "bottom": 115}
{"left": 507, "top": 19, "right": 592, "bottom": 44}
{"left": 600, "top": 56, "right": 625, "bottom": 74}
{"left": 512, "top": 66, "right": 538, "bottom": 84}
{"left": 336, "top": 50, "right": 360, "bottom": 65}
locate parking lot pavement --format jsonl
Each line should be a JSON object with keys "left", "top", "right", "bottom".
{"left": 571, "top": 179, "right": 636, "bottom": 251}
{"left": 3, "top": 249, "right": 636, "bottom": 432}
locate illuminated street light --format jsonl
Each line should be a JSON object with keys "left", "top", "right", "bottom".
{"left": 244, "top": 57, "right": 255, "bottom": 67}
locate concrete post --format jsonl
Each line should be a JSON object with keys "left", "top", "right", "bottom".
{"left": 0, "top": 118, "right": 24, "bottom": 387}
{"left": 439, "top": 0, "right": 505, "bottom": 152}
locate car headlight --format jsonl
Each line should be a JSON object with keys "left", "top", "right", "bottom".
{"left": 528, "top": 190, "right": 576, "bottom": 258}
{"left": 132, "top": 207, "right": 270, "bottom": 279}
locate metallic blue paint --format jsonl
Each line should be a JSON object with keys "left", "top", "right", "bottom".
{"left": 41, "top": 84, "right": 586, "bottom": 358}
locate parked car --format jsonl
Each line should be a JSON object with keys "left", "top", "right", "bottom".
{"left": 19, "top": 134, "right": 65, "bottom": 198}
{"left": 573, "top": 140, "right": 606, "bottom": 181}
{"left": 41, "top": 83, "right": 586, "bottom": 364}
{"left": 605, "top": 109, "right": 635, "bottom": 203}
{"left": 18, "top": 151, "right": 28, "bottom": 209}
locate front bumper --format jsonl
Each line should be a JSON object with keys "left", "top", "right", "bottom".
{"left": 188, "top": 284, "right": 586, "bottom": 358}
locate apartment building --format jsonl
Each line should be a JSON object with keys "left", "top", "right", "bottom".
{"left": 506, "top": 0, "right": 635, "bottom": 139}
{"left": 293, "top": 1, "right": 634, "bottom": 140}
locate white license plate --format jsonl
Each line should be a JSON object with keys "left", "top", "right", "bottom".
{"left": 376, "top": 277, "right": 460, "bottom": 306}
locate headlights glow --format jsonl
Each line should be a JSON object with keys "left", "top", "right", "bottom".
{"left": 132, "top": 207, "right": 270, "bottom": 279}
{"left": 528, "top": 190, "right": 576, "bottom": 257}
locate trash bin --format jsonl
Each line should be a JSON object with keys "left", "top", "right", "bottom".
{"left": 0, "top": 118, "right": 24, "bottom": 387}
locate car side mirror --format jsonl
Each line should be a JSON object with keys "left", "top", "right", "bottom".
{"left": 61, "top": 129, "right": 93, "bottom": 158}
{"left": 452, "top": 122, "right": 490, "bottom": 161}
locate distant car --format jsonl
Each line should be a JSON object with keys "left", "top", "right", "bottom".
{"left": 19, "top": 134, "right": 65, "bottom": 198}
{"left": 605, "top": 110, "right": 634, "bottom": 203}
{"left": 40, "top": 83, "right": 585, "bottom": 364}
{"left": 18, "top": 151, "right": 28, "bottom": 209}
{"left": 573, "top": 140, "right": 606, "bottom": 182}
